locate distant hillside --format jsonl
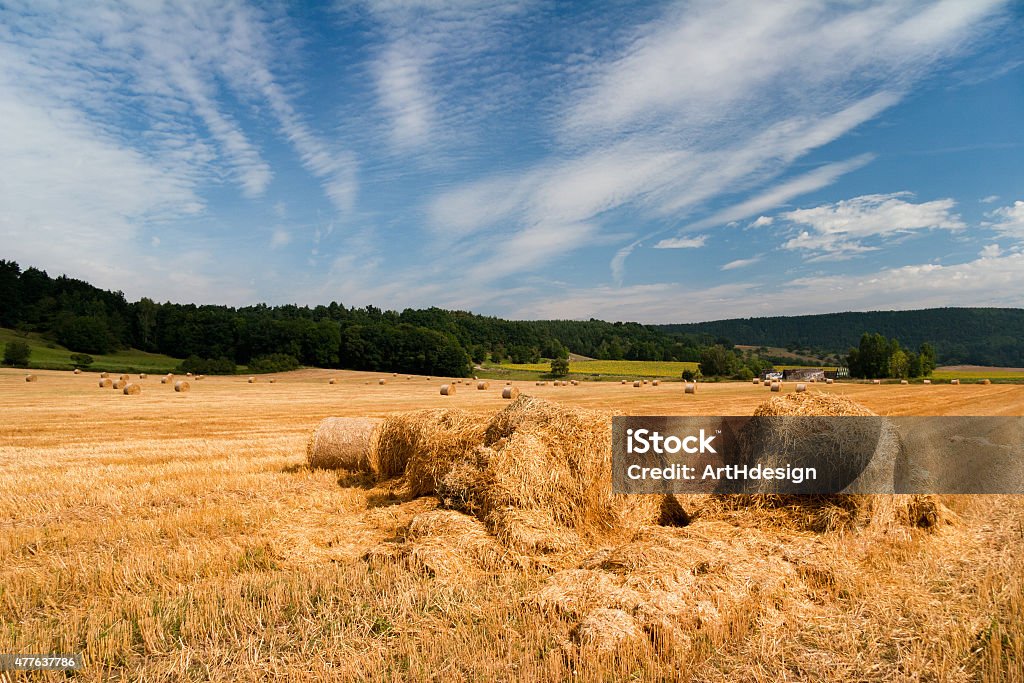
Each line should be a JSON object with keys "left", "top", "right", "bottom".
{"left": 655, "top": 308, "right": 1024, "bottom": 367}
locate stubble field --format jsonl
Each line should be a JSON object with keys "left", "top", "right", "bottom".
{"left": 1, "top": 368, "right": 1022, "bottom": 681}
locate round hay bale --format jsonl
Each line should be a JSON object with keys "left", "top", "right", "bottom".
{"left": 307, "top": 417, "right": 381, "bottom": 471}
{"left": 950, "top": 379, "right": 960, "bottom": 385}
{"left": 502, "top": 386, "right": 520, "bottom": 400}
{"left": 473, "top": 375, "right": 479, "bottom": 380}
{"left": 900, "top": 379, "right": 909, "bottom": 385}
{"left": 248, "top": 377, "right": 256, "bottom": 383}
{"left": 100, "top": 372, "right": 109, "bottom": 378}
{"left": 752, "top": 378, "right": 760, "bottom": 384}
{"left": 979, "top": 379, "right": 991, "bottom": 385}
{"left": 196, "top": 375, "right": 205, "bottom": 380}
{"left": 123, "top": 383, "right": 141, "bottom": 395}
{"left": 872, "top": 379, "right": 881, "bottom": 385}
{"left": 763, "top": 379, "right": 771, "bottom": 386}
{"left": 25, "top": 374, "right": 38, "bottom": 382}
{"left": 160, "top": 376, "right": 169, "bottom": 384}
{"left": 329, "top": 378, "right": 336, "bottom": 384}
{"left": 620, "top": 380, "right": 627, "bottom": 385}
{"left": 770, "top": 381, "right": 781, "bottom": 392}
{"left": 923, "top": 379, "right": 931, "bottom": 384}
{"left": 139, "top": 373, "right": 147, "bottom": 379}
{"left": 186, "top": 372, "right": 193, "bottom": 377}
{"left": 73, "top": 368, "right": 81, "bottom": 375}
{"left": 407, "top": 376, "right": 413, "bottom": 380}
{"left": 174, "top": 380, "right": 190, "bottom": 393}
{"left": 633, "top": 381, "right": 641, "bottom": 388}
{"left": 684, "top": 383, "right": 696, "bottom": 394}
{"left": 795, "top": 383, "right": 807, "bottom": 393}
{"left": 113, "top": 380, "right": 126, "bottom": 390}
{"left": 119, "top": 374, "right": 130, "bottom": 381}
{"left": 477, "top": 381, "right": 489, "bottom": 390}
{"left": 652, "top": 380, "right": 660, "bottom": 386}
{"left": 99, "top": 378, "right": 112, "bottom": 388}
{"left": 642, "top": 379, "right": 648, "bottom": 385}
{"left": 269, "top": 379, "right": 277, "bottom": 383}
{"left": 570, "top": 380, "right": 578, "bottom": 385}
{"left": 378, "top": 379, "right": 386, "bottom": 385}
{"left": 440, "top": 384, "right": 455, "bottom": 396}
{"left": 506, "top": 381, "right": 512, "bottom": 385}
{"left": 825, "top": 378, "right": 834, "bottom": 384}
{"left": 393, "top": 372, "right": 399, "bottom": 377}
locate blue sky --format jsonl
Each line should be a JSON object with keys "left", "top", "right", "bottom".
{"left": 1, "top": 0, "right": 1022, "bottom": 323}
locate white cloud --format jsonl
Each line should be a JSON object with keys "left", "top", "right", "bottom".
{"left": 979, "top": 244, "right": 1002, "bottom": 258}
{"left": 985, "top": 200, "right": 1024, "bottom": 237}
{"left": 271, "top": 230, "right": 292, "bottom": 248}
{"left": 980, "top": 194, "right": 1001, "bottom": 203}
{"left": 750, "top": 216, "right": 774, "bottom": 228}
{"left": 653, "top": 235, "right": 708, "bottom": 249}
{"left": 779, "top": 192, "right": 965, "bottom": 257}
{"left": 721, "top": 256, "right": 763, "bottom": 270}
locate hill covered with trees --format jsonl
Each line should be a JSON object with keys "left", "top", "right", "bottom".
{"left": 655, "top": 308, "right": 1024, "bottom": 367}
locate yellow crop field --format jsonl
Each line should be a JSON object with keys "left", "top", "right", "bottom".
{"left": 2, "top": 368, "right": 1023, "bottom": 681}
{"left": 500, "top": 359, "right": 700, "bottom": 377}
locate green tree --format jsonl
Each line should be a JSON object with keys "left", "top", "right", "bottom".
{"left": 698, "top": 344, "right": 739, "bottom": 377}
{"left": 3, "top": 340, "right": 31, "bottom": 367}
{"left": 56, "top": 315, "right": 114, "bottom": 354}
{"left": 919, "top": 342, "right": 937, "bottom": 376}
{"left": 69, "top": 353, "right": 93, "bottom": 368}
{"left": 889, "top": 348, "right": 909, "bottom": 379}
{"left": 550, "top": 357, "right": 569, "bottom": 377}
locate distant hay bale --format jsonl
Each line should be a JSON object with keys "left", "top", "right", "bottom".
{"left": 174, "top": 380, "right": 190, "bottom": 393}
{"left": 393, "top": 373, "right": 399, "bottom": 377}
{"left": 119, "top": 374, "right": 130, "bottom": 381}
{"left": 99, "top": 379, "right": 112, "bottom": 388}
{"left": 113, "top": 380, "right": 126, "bottom": 390}
{"left": 477, "top": 381, "right": 489, "bottom": 390}
{"left": 248, "top": 377, "right": 256, "bottom": 383}
{"left": 196, "top": 375, "right": 205, "bottom": 380}
{"left": 950, "top": 379, "right": 960, "bottom": 385}
{"left": 825, "top": 378, "right": 834, "bottom": 384}
{"left": 139, "top": 373, "right": 147, "bottom": 379}
{"left": 795, "top": 383, "right": 807, "bottom": 393}
{"left": 652, "top": 380, "right": 659, "bottom": 386}
{"left": 763, "top": 379, "right": 771, "bottom": 386}
{"left": 770, "top": 381, "right": 781, "bottom": 392}
{"left": 506, "top": 381, "right": 513, "bottom": 385}
{"left": 378, "top": 379, "right": 386, "bottom": 385}
{"left": 752, "top": 378, "right": 759, "bottom": 384}
{"left": 900, "top": 379, "right": 909, "bottom": 385}
{"left": 684, "top": 383, "right": 696, "bottom": 394}
{"left": 872, "top": 379, "right": 881, "bottom": 385}
{"left": 122, "top": 383, "right": 141, "bottom": 395}
{"left": 73, "top": 368, "right": 81, "bottom": 375}
{"left": 474, "top": 375, "right": 479, "bottom": 380}
{"left": 570, "top": 380, "right": 579, "bottom": 385}
{"left": 979, "top": 379, "right": 991, "bottom": 385}
{"left": 440, "top": 384, "right": 455, "bottom": 396}
{"left": 269, "top": 379, "right": 277, "bottom": 383}
{"left": 621, "top": 380, "right": 627, "bottom": 385}
{"left": 329, "top": 378, "right": 336, "bottom": 384}
{"left": 306, "top": 417, "right": 381, "bottom": 471}
{"left": 186, "top": 372, "right": 193, "bottom": 377}
{"left": 160, "top": 376, "right": 169, "bottom": 384}
{"left": 25, "top": 374, "right": 38, "bottom": 382}
{"left": 642, "top": 379, "right": 648, "bottom": 385}
{"left": 923, "top": 379, "right": 931, "bottom": 384}
{"left": 502, "top": 386, "right": 520, "bottom": 400}
{"left": 633, "top": 381, "right": 641, "bottom": 388}
{"left": 100, "top": 372, "right": 109, "bottom": 378}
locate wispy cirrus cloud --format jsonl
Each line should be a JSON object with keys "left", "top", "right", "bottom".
{"left": 984, "top": 200, "right": 1024, "bottom": 237}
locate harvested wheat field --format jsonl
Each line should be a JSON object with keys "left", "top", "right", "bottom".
{"left": 2, "top": 367, "right": 1023, "bottom": 681}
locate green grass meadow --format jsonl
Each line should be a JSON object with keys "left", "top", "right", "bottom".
{"left": 0, "top": 328, "right": 182, "bottom": 373}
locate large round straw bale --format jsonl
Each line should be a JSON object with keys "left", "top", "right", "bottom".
{"left": 633, "top": 381, "right": 641, "bottom": 388}
{"left": 752, "top": 378, "right": 759, "bottom": 384}
{"left": 99, "top": 378, "right": 112, "bottom": 388}
{"left": 502, "top": 386, "right": 520, "bottom": 399}
{"left": 393, "top": 372, "right": 399, "bottom": 377}
{"left": 378, "top": 378, "right": 386, "bottom": 385}
{"left": 506, "top": 381, "right": 512, "bottom": 385}
{"left": 186, "top": 372, "right": 193, "bottom": 377}
{"left": 652, "top": 380, "right": 660, "bottom": 386}
{"left": 329, "top": 378, "right": 336, "bottom": 384}
{"left": 872, "top": 379, "right": 881, "bottom": 385}
{"left": 113, "top": 380, "right": 126, "bottom": 389}
{"left": 923, "top": 379, "right": 931, "bottom": 384}
{"left": 174, "top": 380, "right": 190, "bottom": 393}
{"left": 642, "top": 379, "right": 648, "bottom": 385}
{"left": 825, "top": 378, "right": 834, "bottom": 384}
{"left": 440, "top": 384, "right": 455, "bottom": 396}
{"left": 160, "top": 376, "right": 169, "bottom": 384}
{"left": 900, "top": 379, "right": 909, "bottom": 385}
{"left": 307, "top": 417, "right": 381, "bottom": 471}
{"left": 950, "top": 379, "right": 960, "bottom": 385}
{"left": 248, "top": 377, "right": 256, "bottom": 383}
{"left": 119, "top": 374, "right": 130, "bottom": 381}
{"left": 73, "top": 368, "right": 81, "bottom": 375}
{"left": 795, "top": 383, "right": 807, "bottom": 393}
{"left": 979, "top": 379, "right": 991, "bottom": 385}
{"left": 123, "top": 383, "right": 141, "bottom": 395}
{"left": 620, "top": 379, "right": 627, "bottom": 385}
{"left": 139, "top": 373, "right": 147, "bottom": 379}
{"left": 763, "top": 379, "right": 771, "bottom": 386}
{"left": 100, "top": 372, "right": 109, "bottom": 378}
{"left": 25, "top": 374, "right": 38, "bottom": 382}
{"left": 473, "top": 375, "right": 478, "bottom": 380}
{"left": 684, "top": 383, "right": 696, "bottom": 394}
{"left": 770, "top": 381, "right": 781, "bottom": 392}
{"left": 570, "top": 380, "right": 579, "bottom": 385}
{"left": 477, "top": 381, "right": 489, "bottom": 390}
